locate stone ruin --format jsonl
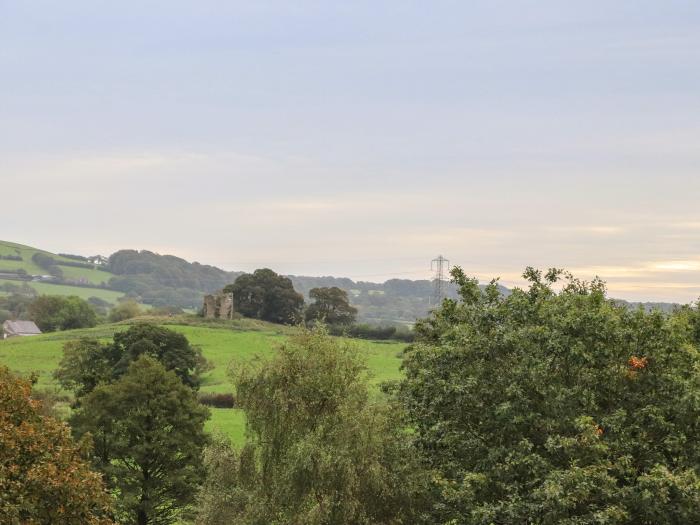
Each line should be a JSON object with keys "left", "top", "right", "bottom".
{"left": 202, "top": 292, "right": 234, "bottom": 319}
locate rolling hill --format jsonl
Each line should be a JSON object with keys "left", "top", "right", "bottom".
{"left": 0, "top": 240, "right": 677, "bottom": 325}
{"left": 0, "top": 240, "right": 115, "bottom": 284}
{"left": 0, "top": 240, "right": 455, "bottom": 323}
{"left": 0, "top": 241, "right": 125, "bottom": 304}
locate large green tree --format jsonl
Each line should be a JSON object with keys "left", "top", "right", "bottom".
{"left": 72, "top": 356, "right": 209, "bottom": 525}
{"left": 29, "top": 295, "right": 97, "bottom": 331}
{"left": 0, "top": 367, "right": 113, "bottom": 524}
{"left": 305, "top": 286, "right": 358, "bottom": 326}
{"left": 398, "top": 267, "right": 700, "bottom": 524}
{"left": 54, "top": 323, "right": 209, "bottom": 397}
{"left": 196, "top": 328, "right": 429, "bottom": 525}
{"left": 224, "top": 268, "right": 304, "bottom": 325}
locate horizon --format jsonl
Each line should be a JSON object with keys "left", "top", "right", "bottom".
{"left": 3, "top": 1, "right": 700, "bottom": 303}
{"left": 2, "top": 237, "right": 693, "bottom": 305}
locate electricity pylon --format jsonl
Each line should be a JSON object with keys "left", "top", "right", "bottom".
{"left": 431, "top": 255, "right": 450, "bottom": 305}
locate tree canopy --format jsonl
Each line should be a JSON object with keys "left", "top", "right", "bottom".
{"left": 0, "top": 367, "right": 113, "bottom": 524}
{"left": 71, "top": 356, "right": 209, "bottom": 525}
{"left": 196, "top": 327, "right": 429, "bottom": 524}
{"left": 305, "top": 286, "right": 357, "bottom": 326}
{"left": 29, "top": 295, "right": 97, "bottom": 332}
{"left": 224, "top": 268, "right": 304, "bottom": 325}
{"left": 398, "top": 267, "right": 700, "bottom": 524}
{"left": 55, "top": 323, "right": 209, "bottom": 399}
{"left": 106, "top": 249, "right": 241, "bottom": 309}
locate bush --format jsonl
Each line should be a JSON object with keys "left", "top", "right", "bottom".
{"left": 149, "top": 305, "right": 185, "bottom": 316}
{"left": 32, "top": 252, "right": 95, "bottom": 271}
{"left": 0, "top": 308, "right": 12, "bottom": 323}
{"left": 327, "top": 323, "right": 414, "bottom": 342}
{"left": 108, "top": 300, "right": 143, "bottom": 322}
{"left": 198, "top": 392, "right": 235, "bottom": 408}
{"left": 31, "top": 252, "right": 55, "bottom": 269}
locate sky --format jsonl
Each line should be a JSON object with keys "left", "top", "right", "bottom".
{"left": 1, "top": 1, "right": 700, "bottom": 302}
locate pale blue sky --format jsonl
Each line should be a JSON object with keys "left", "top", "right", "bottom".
{"left": 2, "top": 1, "right": 699, "bottom": 301}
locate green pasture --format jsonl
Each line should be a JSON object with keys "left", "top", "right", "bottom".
{"left": 0, "top": 240, "right": 115, "bottom": 286}
{"left": 0, "top": 320, "right": 406, "bottom": 446}
{"left": 0, "top": 279, "right": 124, "bottom": 304}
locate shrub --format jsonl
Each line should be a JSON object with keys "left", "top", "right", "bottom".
{"left": 108, "top": 300, "right": 143, "bottom": 322}
{"left": 327, "top": 323, "right": 415, "bottom": 342}
{"left": 198, "top": 392, "right": 235, "bottom": 408}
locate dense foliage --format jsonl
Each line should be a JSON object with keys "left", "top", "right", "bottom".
{"left": 31, "top": 252, "right": 65, "bottom": 278}
{"left": 0, "top": 367, "right": 113, "bottom": 524}
{"left": 196, "top": 328, "right": 430, "bottom": 524}
{"left": 106, "top": 249, "right": 241, "bottom": 309}
{"left": 29, "top": 295, "right": 97, "bottom": 331}
{"left": 71, "top": 356, "right": 209, "bottom": 525}
{"left": 398, "top": 267, "right": 700, "bottom": 524}
{"left": 305, "top": 286, "right": 357, "bottom": 326}
{"left": 224, "top": 268, "right": 305, "bottom": 325}
{"left": 0, "top": 292, "right": 35, "bottom": 322}
{"left": 55, "top": 323, "right": 209, "bottom": 397}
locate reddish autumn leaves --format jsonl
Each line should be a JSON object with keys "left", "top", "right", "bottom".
{"left": 628, "top": 356, "right": 649, "bottom": 370}
{"left": 0, "top": 367, "right": 113, "bottom": 524}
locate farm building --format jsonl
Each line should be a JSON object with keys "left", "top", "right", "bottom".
{"left": 2, "top": 320, "right": 42, "bottom": 339}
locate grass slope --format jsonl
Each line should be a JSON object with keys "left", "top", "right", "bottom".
{"left": 0, "top": 240, "right": 122, "bottom": 302}
{"left": 0, "top": 279, "right": 125, "bottom": 303}
{"left": 0, "top": 318, "right": 405, "bottom": 445}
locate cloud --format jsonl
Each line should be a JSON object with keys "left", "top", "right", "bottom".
{"left": 546, "top": 225, "right": 625, "bottom": 236}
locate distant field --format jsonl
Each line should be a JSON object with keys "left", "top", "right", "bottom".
{"left": 0, "top": 240, "right": 116, "bottom": 286}
{"left": 0, "top": 278, "right": 124, "bottom": 303}
{"left": 0, "top": 320, "right": 405, "bottom": 445}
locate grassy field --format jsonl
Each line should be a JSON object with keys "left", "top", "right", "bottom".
{"left": 0, "top": 319, "right": 406, "bottom": 446}
{"left": 0, "top": 240, "right": 116, "bottom": 287}
{"left": 0, "top": 278, "right": 125, "bottom": 303}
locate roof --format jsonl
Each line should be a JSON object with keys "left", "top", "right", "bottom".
{"left": 3, "top": 320, "right": 42, "bottom": 335}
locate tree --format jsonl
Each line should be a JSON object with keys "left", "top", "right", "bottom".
{"left": 55, "top": 323, "right": 209, "bottom": 397}
{"left": 224, "top": 268, "right": 304, "bottom": 325}
{"left": 305, "top": 286, "right": 357, "bottom": 326}
{"left": 0, "top": 292, "right": 34, "bottom": 320}
{"left": 108, "top": 299, "right": 143, "bottom": 322}
{"left": 29, "top": 295, "right": 97, "bottom": 331}
{"left": 196, "top": 327, "right": 430, "bottom": 525}
{"left": 0, "top": 366, "right": 113, "bottom": 524}
{"left": 398, "top": 267, "right": 700, "bottom": 524}
{"left": 72, "top": 356, "right": 210, "bottom": 525}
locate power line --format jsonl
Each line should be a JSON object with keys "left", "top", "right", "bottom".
{"left": 431, "top": 255, "right": 450, "bottom": 305}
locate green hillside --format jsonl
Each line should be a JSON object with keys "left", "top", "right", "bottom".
{"left": 0, "top": 318, "right": 405, "bottom": 445}
{"left": 0, "top": 240, "right": 123, "bottom": 303}
{"left": 0, "top": 279, "right": 124, "bottom": 303}
{"left": 0, "top": 241, "right": 110, "bottom": 282}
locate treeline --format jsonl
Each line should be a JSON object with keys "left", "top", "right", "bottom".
{"left": 220, "top": 268, "right": 415, "bottom": 341}
{"left": 290, "top": 274, "right": 511, "bottom": 325}
{"left": 105, "top": 249, "right": 242, "bottom": 309}
{"left": 32, "top": 252, "right": 95, "bottom": 271}
{"left": 0, "top": 289, "right": 138, "bottom": 329}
